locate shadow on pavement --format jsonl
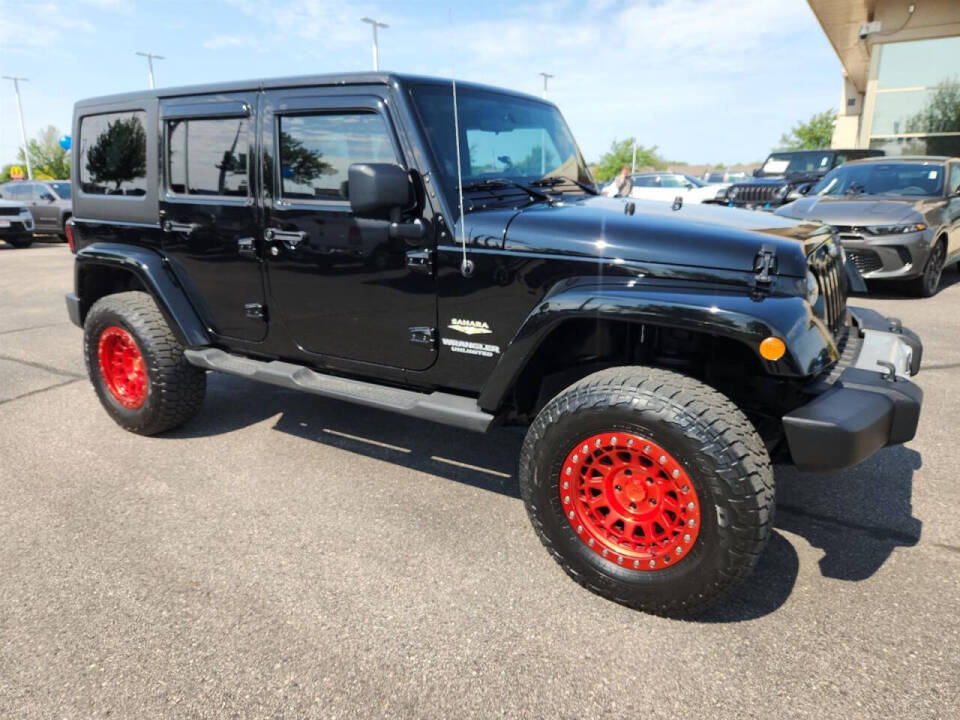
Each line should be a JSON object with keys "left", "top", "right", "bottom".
{"left": 170, "top": 373, "right": 923, "bottom": 623}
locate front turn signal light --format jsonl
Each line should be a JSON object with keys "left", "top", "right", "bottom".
{"left": 759, "top": 337, "right": 786, "bottom": 361}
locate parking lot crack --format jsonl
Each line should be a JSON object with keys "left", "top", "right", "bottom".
{"left": 0, "top": 377, "right": 84, "bottom": 407}
{"left": 0, "top": 321, "right": 71, "bottom": 337}
{"left": 0, "top": 353, "right": 85, "bottom": 380}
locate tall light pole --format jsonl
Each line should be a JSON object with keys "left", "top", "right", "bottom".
{"left": 2, "top": 75, "right": 33, "bottom": 180}
{"left": 135, "top": 51, "right": 164, "bottom": 89}
{"left": 360, "top": 17, "right": 388, "bottom": 71}
{"left": 538, "top": 72, "right": 554, "bottom": 99}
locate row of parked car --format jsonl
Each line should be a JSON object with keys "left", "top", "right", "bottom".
{"left": 0, "top": 179, "right": 73, "bottom": 248}
{"left": 620, "top": 149, "right": 960, "bottom": 297}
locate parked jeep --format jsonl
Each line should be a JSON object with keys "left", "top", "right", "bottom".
{"left": 66, "top": 73, "right": 923, "bottom": 617}
{"left": 712, "top": 149, "right": 884, "bottom": 209}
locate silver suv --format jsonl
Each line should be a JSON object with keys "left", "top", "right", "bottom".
{"left": 0, "top": 180, "right": 72, "bottom": 240}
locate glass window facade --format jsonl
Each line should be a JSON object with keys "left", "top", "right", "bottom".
{"left": 867, "top": 37, "right": 960, "bottom": 157}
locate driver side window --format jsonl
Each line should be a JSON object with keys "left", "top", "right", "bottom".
{"left": 950, "top": 164, "right": 960, "bottom": 195}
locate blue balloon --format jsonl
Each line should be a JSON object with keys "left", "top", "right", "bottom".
{"left": 58, "top": 135, "right": 71, "bottom": 151}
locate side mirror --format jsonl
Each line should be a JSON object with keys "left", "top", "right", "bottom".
{"left": 41, "top": 193, "right": 55, "bottom": 202}
{"left": 685, "top": 182, "right": 694, "bottom": 190}
{"left": 348, "top": 163, "right": 412, "bottom": 220}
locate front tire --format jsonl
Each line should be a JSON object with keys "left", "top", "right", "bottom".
{"left": 520, "top": 366, "right": 774, "bottom": 618}
{"left": 84, "top": 291, "right": 206, "bottom": 435}
{"left": 911, "top": 239, "right": 946, "bottom": 297}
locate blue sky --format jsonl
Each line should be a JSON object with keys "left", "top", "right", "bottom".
{"left": 0, "top": 0, "right": 843, "bottom": 167}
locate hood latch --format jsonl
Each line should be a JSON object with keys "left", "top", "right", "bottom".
{"left": 753, "top": 244, "right": 778, "bottom": 291}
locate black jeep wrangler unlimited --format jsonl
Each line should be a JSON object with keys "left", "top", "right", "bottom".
{"left": 66, "top": 73, "right": 923, "bottom": 617}
{"left": 712, "top": 148, "right": 884, "bottom": 209}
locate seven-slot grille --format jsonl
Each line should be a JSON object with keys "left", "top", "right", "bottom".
{"left": 0, "top": 206, "right": 23, "bottom": 216}
{"left": 847, "top": 248, "right": 883, "bottom": 275}
{"left": 729, "top": 183, "right": 782, "bottom": 205}
{"left": 808, "top": 240, "right": 846, "bottom": 334}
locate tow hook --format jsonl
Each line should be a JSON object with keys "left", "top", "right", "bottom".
{"left": 876, "top": 360, "right": 898, "bottom": 382}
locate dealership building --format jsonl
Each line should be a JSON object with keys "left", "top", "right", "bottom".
{"left": 808, "top": 0, "right": 960, "bottom": 156}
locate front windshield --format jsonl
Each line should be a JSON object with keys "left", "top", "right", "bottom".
{"left": 49, "top": 182, "right": 71, "bottom": 198}
{"left": 762, "top": 152, "right": 833, "bottom": 175}
{"left": 811, "top": 162, "right": 945, "bottom": 197}
{"left": 410, "top": 83, "right": 593, "bottom": 212}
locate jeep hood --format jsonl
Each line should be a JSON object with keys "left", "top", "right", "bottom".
{"left": 776, "top": 195, "right": 935, "bottom": 226}
{"left": 461, "top": 195, "right": 825, "bottom": 278}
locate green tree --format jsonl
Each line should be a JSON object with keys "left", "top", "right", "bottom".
{"left": 16, "top": 125, "right": 71, "bottom": 180}
{"left": 593, "top": 138, "right": 665, "bottom": 182}
{"left": 906, "top": 79, "right": 960, "bottom": 155}
{"left": 777, "top": 110, "right": 836, "bottom": 151}
{"left": 85, "top": 115, "right": 147, "bottom": 191}
{"left": 279, "top": 131, "right": 333, "bottom": 186}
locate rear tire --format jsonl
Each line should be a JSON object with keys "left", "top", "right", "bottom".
{"left": 520, "top": 366, "right": 774, "bottom": 618}
{"left": 84, "top": 291, "right": 206, "bottom": 435}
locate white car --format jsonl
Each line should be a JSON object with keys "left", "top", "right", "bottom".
{"left": 629, "top": 173, "right": 729, "bottom": 204}
{"left": 0, "top": 198, "right": 35, "bottom": 248}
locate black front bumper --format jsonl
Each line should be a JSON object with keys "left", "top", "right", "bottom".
{"left": 782, "top": 307, "right": 923, "bottom": 472}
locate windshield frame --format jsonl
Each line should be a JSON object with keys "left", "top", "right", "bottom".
{"left": 810, "top": 161, "right": 947, "bottom": 198}
{"left": 761, "top": 151, "right": 835, "bottom": 176}
{"left": 406, "top": 81, "right": 594, "bottom": 218}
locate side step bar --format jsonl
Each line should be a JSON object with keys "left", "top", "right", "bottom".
{"left": 183, "top": 348, "right": 495, "bottom": 433}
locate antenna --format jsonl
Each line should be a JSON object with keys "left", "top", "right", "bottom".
{"left": 452, "top": 77, "right": 474, "bottom": 278}
{"left": 449, "top": 9, "right": 474, "bottom": 278}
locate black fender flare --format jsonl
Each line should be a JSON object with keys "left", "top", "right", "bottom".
{"left": 74, "top": 242, "right": 210, "bottom": 348}
{"left": 477, "top": 280, "right": 838, "bottom": 412}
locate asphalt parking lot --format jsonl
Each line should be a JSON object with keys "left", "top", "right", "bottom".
{"left": 1, "top": 241, "right": 958, "bottom": 719}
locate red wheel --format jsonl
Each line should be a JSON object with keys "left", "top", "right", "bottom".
{"left": 560, "top": 432, "right": 701, "bottom": 570}
{"left": 97, "top": 326, "right": 148, "bottom": 409}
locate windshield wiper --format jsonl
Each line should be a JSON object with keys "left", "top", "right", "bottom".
{"left": 529, "top": 176, "right": 599, "bottom": 195}
{"left": 459, "top": 178, "right": 551, "bottom": 202}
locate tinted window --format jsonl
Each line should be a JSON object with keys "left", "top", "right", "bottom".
{"left": 950, "top": 164, "right": 960, "bottom": 195}
{"left": 6, "top": 183, "right": 30, "bottom": 199}
{"left": 278, "top": 113, "right": 396, "bottom": 201}
{"left": 79, "top": 111, "right": 147, "bottom": 196}
{"left": 33, "top": 184, "right": 54, "bottom": 200}
{"left": 812, "top": 163, "right": 945, "bottom": 197}
{"left": 49, "top": 182, "right": 71, "bottom": 199}
{"left": 632, "top": 176, "right": 657, "bottom": 187}
{"left": 660, "top": 175, "right": 687, "bottom": 188}
{"left": 763, "top": 152, "right": 833, "bottom": 174}
{"left": 167, "top": 117, "right": 249, "bottom": 197}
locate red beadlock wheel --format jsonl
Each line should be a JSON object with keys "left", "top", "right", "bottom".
{"left": 97, "top": 326, "right": 148, "bottom": 409}
{"left": 560, "top": 432, "right": 701, "bottom": 570}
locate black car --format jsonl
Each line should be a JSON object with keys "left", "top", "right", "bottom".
{"left": 713, "top": 149, "right": 884, "bottom": 209}
{"left": 64, "top": 72, "right": 923, "bottom": 617}
{"left": 776, "top": 156, "right": 960, "bottom": 297}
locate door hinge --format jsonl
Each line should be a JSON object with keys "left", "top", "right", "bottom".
{"left": 244, "top": 303, "right": 267, "bottom": 321}
{"left": 237, "top": 236, "right": 258, "bottom": 259}
{"left": 409, "top": 326, "right": 436, "bottom": 349}
{"left": 405, "top": 249, "right": 434, "bottom": 275}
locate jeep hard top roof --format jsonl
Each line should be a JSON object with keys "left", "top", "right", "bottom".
{"left": 841, "top": 155, "right": 958, "bottom": 165}
{"left": 74, "top": 72, "right": 549, "bottom": 109}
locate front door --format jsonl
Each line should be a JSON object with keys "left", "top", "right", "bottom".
{"left": 31, "top": 183, "right": 58, "bottom": 230}
{"left": 261, "top": 89, "right": 436, "bottom": 370}
{"left": 158, "top": 93, "right": 266, "bottom": 342}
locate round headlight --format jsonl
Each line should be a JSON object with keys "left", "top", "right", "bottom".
{"left": 806, "top": 270, "right": 820, "bottom": 305}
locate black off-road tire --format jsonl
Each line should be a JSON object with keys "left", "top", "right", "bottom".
{"left": 520, "top": 366, "right": 774, "bottom": 618}
{"left": 4, "top": 237, "right": 32, "bottom": 248}
{"left": 84, "top": 291, "right": 206, "bottom": 435}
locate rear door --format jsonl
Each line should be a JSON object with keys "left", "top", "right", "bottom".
{"left": 158, "top": 93, "right": 267, "bottom": 342}
{"left": 259, "top": 87, "right": 437, "bottom": 370}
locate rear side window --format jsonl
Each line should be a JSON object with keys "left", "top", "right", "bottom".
{"left": 79, "top": 110, "right": 147, "bottom": 196}
{"left": 167, "top": 117, "right": 249, "bottom": 197}
{"left": 278, "top": 112, "right": 396, "bottom": 201}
